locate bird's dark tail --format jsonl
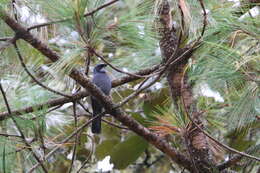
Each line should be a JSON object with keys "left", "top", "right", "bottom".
{"left": 91, "top": 98, "right": 102, "bottom": 134}
{"left": 92, "top": 115, "right": 101, "bottom": 133}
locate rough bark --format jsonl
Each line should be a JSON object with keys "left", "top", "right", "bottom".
{"left": 158, "top": 1, "right": 217, "bottom": 172}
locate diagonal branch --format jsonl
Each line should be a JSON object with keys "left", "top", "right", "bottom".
{"left": 0, "top": 8, "right": 194, "bottom": 171}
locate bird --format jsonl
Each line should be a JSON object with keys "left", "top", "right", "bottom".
{"left": 91, "top": 64, "right": 111, "bottom": 134}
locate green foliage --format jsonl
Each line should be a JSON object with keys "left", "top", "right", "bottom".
{"left": 0, "top": 0, "right": 259, "bottom": 172}
{"left": 188, "top": 2, "right": 260, "bottom": 170}
{"left": 228, "top": 84, "right": 258, "bottom": 130}
{"left": 190, "top": 0, "right": 260, "bottom": 133}
{"left": 0, "top": 138, "right": 19, "bottom": 173}
{"left": 109, "top": 134, "right": 148, "bottom": 169}
{"left": 95, "top": 134, "right": 148, "bottom": 169}
{"left": 95, "top": 139, "right": 120, "bottom": 160}
{"left": 2, "top": 143, "right": 6, "bottom": 173}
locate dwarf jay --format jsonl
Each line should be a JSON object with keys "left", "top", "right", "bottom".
{"left": 91, "top": 64, "right": 111, "bottom": 133}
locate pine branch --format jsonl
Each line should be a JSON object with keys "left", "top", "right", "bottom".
{"left": 0, "top": 81, "right": 48, "bottom": 173}
{"left": 27, "top": 0, "right": 120, "bottom": 30}
{"left": 0, "top": 8, "right": 194, "bottom": 172}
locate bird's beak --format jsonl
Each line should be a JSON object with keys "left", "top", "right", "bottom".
{"left": 101, "top": 64, "right": 107, "bottom": 68}
{"left": 99, "top": 64, "right": 107, "bottom": 72}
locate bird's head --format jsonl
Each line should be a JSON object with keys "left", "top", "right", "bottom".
{"left": 93, "top": 64, "right": 108, "bottom": 73}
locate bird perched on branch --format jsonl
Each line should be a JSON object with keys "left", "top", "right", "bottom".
{"left": 91, "top": 64, "right": 111, "bottom": 134}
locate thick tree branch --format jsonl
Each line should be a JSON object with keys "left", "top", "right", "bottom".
{"left": 0, "top": 37, "right": 12, "bottom": 41}
{"left": 0, "top": 9, "right": 194, "bottom": 171}
{"left": 0, "top": 36, "right": 18, "bottom": 51}
{"left": 157, "top": 1, "right": 216, "bottom": 172}
{"left": 0, "top": 133, "right": 21, "bottom": 138}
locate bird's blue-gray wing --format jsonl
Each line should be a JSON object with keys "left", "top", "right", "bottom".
{"left": 92, "top": 73, "right": 111, "bottom": 95}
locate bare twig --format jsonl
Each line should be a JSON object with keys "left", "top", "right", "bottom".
{"left": 28, "top": 19, "right": 68, "bottom": 31}
{"left": 114, "top": 40, "right": 195, "bottom": 109}
{"left": 0, "top": 36, "right": 18, "bottom": 52}
{"left": 76, "top": 101, "right": 128, "bottom": 130}
{"left": 102, "top": 118, "right": 129, "bottom": 130}
{"left": 116, "top": 74, "right": 162, "bottom": 108}
{"left": 217, "top": 144, "right": 260, "bottom": 171}
{"left": 76, "top": 134, "right": 95, "bottom": 173}
{"left": 85, "top": 54, "right": 91, "bottom": 76}
{"left": 77, "top": 101, "right": 91, "bottom": 114}
{"left": 136, "top": 77, "right": 150, "bottom": 90}
{"left": 0, "top": 37, "right": 12, "bottom": 41}
{"left": 197, "top": 0, "right": 207, "bottom": 39}
{"left": 68, "top": 102, "right": 79, "bottom": 173}
{"left": 0, "top": 133, "right": 21, "bottom": 138}
{"left": 178, "top": 0, "right": 185, "bottom": 34}
{"left": 83, "top": 0, "right": 119, "bottom": 17}
{"left": 147, "top": 155, "right": 164, "bottom": 167}
{"left": 11, "top": 0, "right": 18, "bottom": 21}
{"left": 76, "top": 107, "right": 129, "bottom": 130}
